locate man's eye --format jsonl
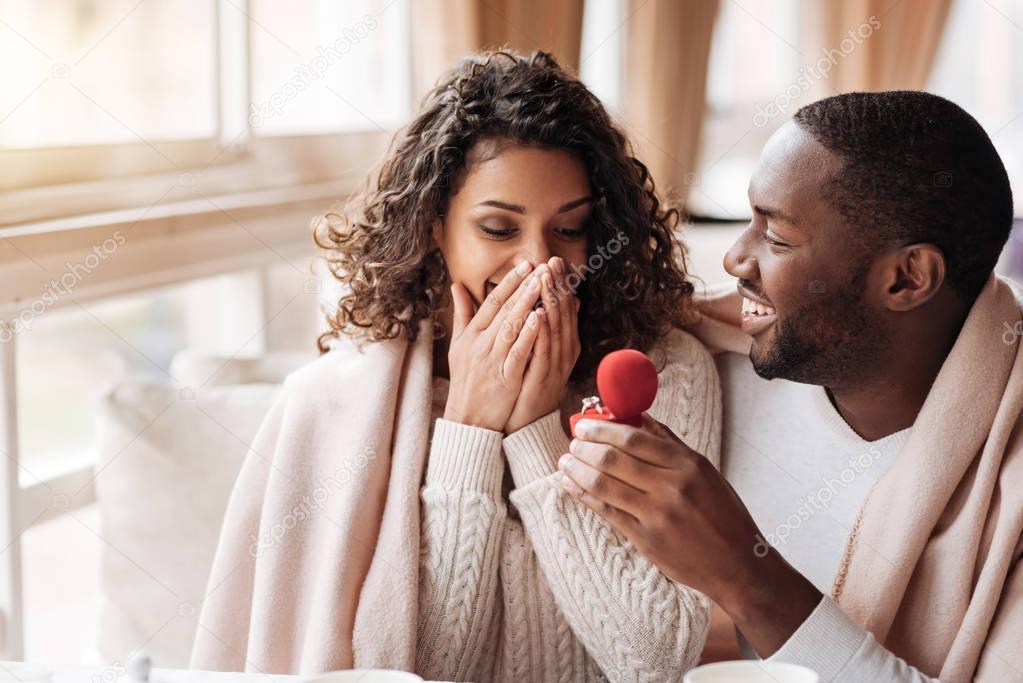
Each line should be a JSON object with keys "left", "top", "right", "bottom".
{"left": 478, "top": 225, "right": 516, "bottom": 240}
{"left": 762, "top": 232, "right": 789, "bottom": 248}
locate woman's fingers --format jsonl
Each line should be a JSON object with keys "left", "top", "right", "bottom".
{"left": 450, "top": 282, "right": 475, "bottom": 338}
{"left": 540, "top": 265, "right": 562, "bottom": 370}
{"left": 502, "top": 309, "right": 540, "bottom": 381}
{"left": 523, "top": 305, "right": 551, "bottom": 385}
{"left": 471, "top": 261, "right": 534, "bottom": 333}
{"left": 553, "top": 258, "right": 580, "bottom": 373}
{"left": 559, "top": 455, "right": 647, "bottom": 521}
{"left": 490, "top": 265, "right": 544, "bottom": 356}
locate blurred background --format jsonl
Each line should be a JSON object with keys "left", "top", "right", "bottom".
{"left": 0, "top": 0, "right": 1021, "bottom": 669}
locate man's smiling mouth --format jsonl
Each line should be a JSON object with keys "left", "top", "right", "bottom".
{"left": 741, "top": 295, "right": 776, "bottom": 317}
{"left": 738, "top": 286, "right": 777, "bottom": 336}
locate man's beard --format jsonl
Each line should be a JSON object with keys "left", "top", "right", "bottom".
{"left": 750, "top": 271, "right": 885, "bottom": 387}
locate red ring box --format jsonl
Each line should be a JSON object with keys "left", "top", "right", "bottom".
{"left": 570, "top": 349, "right": 658, "bottom": 437}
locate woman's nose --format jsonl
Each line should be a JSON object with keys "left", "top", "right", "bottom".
{"left": 519, "top": 235, "right": 554, "bottom": 268}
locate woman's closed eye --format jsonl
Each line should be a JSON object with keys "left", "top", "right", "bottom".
{"left": 478, "top": 224, "right": 516, "bottom": 240}
{"left": 554, "top": 227, "right": 587, "bottom": 240}
{"left": 476, "top": 224, "right": 588, "bottom": 241}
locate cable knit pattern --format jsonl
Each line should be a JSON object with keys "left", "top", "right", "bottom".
{"left": 416, "top": 329, "right": 722, "bottom": 682}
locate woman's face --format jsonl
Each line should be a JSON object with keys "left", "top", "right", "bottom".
{"left": 434, "top": 143, "right": 592, "bottom": 314}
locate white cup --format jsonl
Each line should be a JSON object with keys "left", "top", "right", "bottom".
{"left": 684, "top": 661, "right": 819, "bottom": 683}
{"left": 303, "top": 670, "right": 423, "bottom": 683}
{"left": 0, "top": 664, "right": 52, "bottom": 683}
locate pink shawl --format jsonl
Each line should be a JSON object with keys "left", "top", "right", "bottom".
{"left": 190, "top": 323, "right": 433, "bottom": 674}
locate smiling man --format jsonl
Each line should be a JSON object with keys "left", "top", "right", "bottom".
{"left": 558, "top": 91, "right": 1023, "bottom": 682}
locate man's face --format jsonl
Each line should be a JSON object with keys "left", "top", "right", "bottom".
{"left": 723, "top": 122, "right": 887, "bottom": 387}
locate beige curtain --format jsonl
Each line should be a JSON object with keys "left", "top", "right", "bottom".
{"left": 621, "top": 0, "right": 720, "bottom": 203}
{"left": 807, "top": 0, "right": 953, "bottom": 93}
{"left": 410, "top": 0, "right": 585, "bottom": 102}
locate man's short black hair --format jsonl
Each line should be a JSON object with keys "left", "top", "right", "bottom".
{"left": 793, "top": 91, "right": 1014, "bottom": 302}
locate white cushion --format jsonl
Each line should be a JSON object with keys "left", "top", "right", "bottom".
{"left": 169, "top": 350, "right": 314, "bottom": 388}
{"left": 93, "top": 351, "right": 312, "bottom": 666}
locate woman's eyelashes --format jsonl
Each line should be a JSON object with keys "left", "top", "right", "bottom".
{"left": 477, "top": 224, "right": 516, "bottom": 240}
{"left": 555, "top": 227, "right": 588, "bottom": 240}
{"left": 475, "top": 224, "right": 588, "bottom": 241}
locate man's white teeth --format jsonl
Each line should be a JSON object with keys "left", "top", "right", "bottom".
{"left": 742, "top": 296, "right": 776, "bottom": 316}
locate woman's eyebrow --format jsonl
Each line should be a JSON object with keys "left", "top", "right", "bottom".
{"left": 476, "top": 200, "right": 526, "bottom": 213}
{"left": 558, "top": 196, "right": 593, "bottom": 212}
{"left": 474, "top": 196, "right": 593, "bottom": 214}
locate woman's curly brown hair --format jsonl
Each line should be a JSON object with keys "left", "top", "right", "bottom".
{"left": 314, "top": 49, "right": 697, "bottom": 382}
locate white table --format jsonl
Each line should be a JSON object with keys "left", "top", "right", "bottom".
{"left": 0, "top": 664, "right": 297, "bottom": 683}
{"left": 0, "top": 664, "right": 451, "bottom": 683}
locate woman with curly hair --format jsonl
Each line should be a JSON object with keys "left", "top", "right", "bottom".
{"left": 192, "top": 50, "right": 721, "bottom": 682}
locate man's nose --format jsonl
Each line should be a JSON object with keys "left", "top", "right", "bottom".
{"left": 723, "top": 226, "right": 759, "bottom": 281}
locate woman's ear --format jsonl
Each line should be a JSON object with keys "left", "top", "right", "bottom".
{"left": 432, "top": 218, "right": 444, "bottom": 250}
{"left": 883, "top": 243, "right": 946, "bottom": 312}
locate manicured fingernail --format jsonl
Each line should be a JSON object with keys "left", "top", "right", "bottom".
{"left": 561, "top": 474, "right": 581, "bottom": 494}
{"left": 553, "top": 258, "right": 565, "bottom": 275}
{"left": 516, "top": 261, "right": 532, "bottom": 275}
{"left": 559, "top": 453, "right": 572, "bottom": 468}
{"left": 575, "top": 420, "right": 594, "bottom": 438}
{"left": 541, "top": 273, "right": 553, "bottom": 291}
{"left": 568, "top": 439, "right": 580, "bottom": 454}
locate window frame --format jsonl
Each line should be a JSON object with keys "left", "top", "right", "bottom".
{"left": 0, "top": 0, "right": 412, "bottom": 660}
{"left": 0, "top": 0, "right": 411, "bottom": 224}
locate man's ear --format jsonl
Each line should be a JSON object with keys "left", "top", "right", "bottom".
{"left": 881, "top": 243, "right": 946, "bottom": 312}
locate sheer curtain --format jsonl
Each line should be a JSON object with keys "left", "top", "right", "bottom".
{"left": 407, "top": 0, "right": 955, "bottom": 214}
{"left": 410, "top": 0, "right": 585, "bottom": 101}
{"left": 621, "top": 0, "right": 720, "bottom": 205}
{"left": 806, "top": 0, "right": 954, "bottom": 93}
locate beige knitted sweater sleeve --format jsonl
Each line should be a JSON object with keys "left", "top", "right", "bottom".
{"left": 415, "top": 418, "right": 507, "bottom": 681}
{"left": 508, "top": 329, "right": 721, "bottom": 679}
{"left": 416, "top": 329, "right": 722, "bottom": 681}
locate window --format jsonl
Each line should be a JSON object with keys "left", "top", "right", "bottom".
{"left": 249, "top": 0, "right": 411, "bottom": 136}
{"left": 16, "top": 285, "right": 191, "bottom": 486}
{"left": 693, "top": 0, "right": 1023, "bottom": 219}
{"left": 928, "top": 0, "right": 1023, "bottom": 215}
{"left": 0, "top": 0, "right": 412, "bottom": 205}
{"left": 13, "top": 262, "right": 321, "bottom": 662}
{"left": 690, "top": 0, "right": 802, "bottom": 219}
{"left": 0, "top": 1, "right": 217, "bottom": 149}
{"left": 0, "top": 0, "right": 414, "bottom": 663}
{"left": 579, "top": 0, "right": 625, "bottom": 112}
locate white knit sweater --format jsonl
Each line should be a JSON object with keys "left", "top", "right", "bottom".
{"left": 415, "top": 329, "right": 722, "bottom": 682}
